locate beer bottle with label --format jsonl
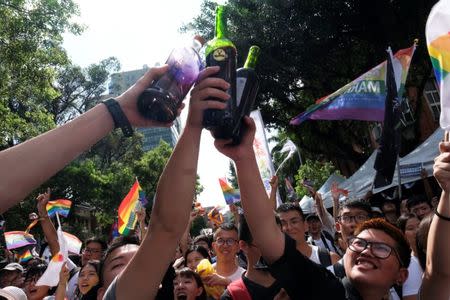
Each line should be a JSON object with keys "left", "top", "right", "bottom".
{"left": 137, "top": 36, "right": 205, "bottom": 123}
{"left": 202, "top": 5, "right": 237, "bottom": 139}
{"left": 232, "top": 45, "right": 260, "bottom": 144}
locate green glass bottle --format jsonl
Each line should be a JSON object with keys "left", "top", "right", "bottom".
{"left": 203, "top": 5, "right": 237, "bottom": 139}
{"left": 232, "top": 45, "right": 260, "bottom": 144}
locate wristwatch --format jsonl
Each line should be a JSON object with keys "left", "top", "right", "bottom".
{"left": 102, "top": 98, "right": 134, "bottom": 137}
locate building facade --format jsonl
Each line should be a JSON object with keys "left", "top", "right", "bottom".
{"left": 109, "top": 65, "right": 181, "bottom": 151}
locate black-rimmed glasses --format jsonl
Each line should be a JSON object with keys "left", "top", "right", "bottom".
{"left": 348, "top": 237, "right": 403, "bottom": 266}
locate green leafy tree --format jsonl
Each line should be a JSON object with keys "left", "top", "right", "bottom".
{"left": 184, "top": 0, "right": 437, "bottom": 167}
{"left": 294, "top": 159, "right": 337, "bottom": 199}
{"left": 0, "top": 0, "right": 83, "bottom": 148}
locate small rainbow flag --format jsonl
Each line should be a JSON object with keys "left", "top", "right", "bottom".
{"left": 118, "top": 180, "right": 143, "bottom": 235}
{"left": 219, "top": 178, "right": 241, "bottom": 205}
{"left": 4, "top": 231, "right": 37, "bottom": 250}
{"left": 207, "top": 207, "right": 224, "bottom": 227}
{"left": 46, "top": 199, "right": 72, "bottom": 218}
{"left": 63, "top": 232, "right": 82, "bottom": 254}
{"left": 17, "top": 249, "right": 34, "bottom": 263}
{"left": 426, "top": 0, "right": 450, "bottom": 130}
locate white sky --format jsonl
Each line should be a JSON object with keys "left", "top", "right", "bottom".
{"left": 63, "top": 0, "right": 231, "bottom": 208}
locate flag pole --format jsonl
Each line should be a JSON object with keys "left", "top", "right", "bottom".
{"left": 396, "top": 155, "right": 402, "bottom": 200}
{"left": 55, "top": 212, "right": 61, "bottom": 229}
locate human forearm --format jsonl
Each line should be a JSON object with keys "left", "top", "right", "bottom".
{"left": 0, "top": 104, "right": 113, "bottom": 212}
{"left": 40, "top": 218, "right": 60, "bottom": 256}
{"left": 235, "top": 154, "right": 284, "bottom": 263}
{"left": 116, "top": 127, "right": 202, "bottom": 300}
{"left": 427, "top": 191, "right": 450, "bottom": 275}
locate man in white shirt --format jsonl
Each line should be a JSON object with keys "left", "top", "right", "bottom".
{"left": 203, "top": 223, "right": 245, "bottom": 287}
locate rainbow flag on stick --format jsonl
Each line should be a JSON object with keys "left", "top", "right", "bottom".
{"left": 290, "top": 44, "right": 416, "bottom": 125}
{"left": 426, "top": 0, "right": 450, "bottom": 130}
{"left": 118, "top": 180, "right": 143, "bottom": 235}
{"left": 219, "top": 178, "right": 241, "bottom": 205}
{"left": 4, "top": 231, "right": 36, "bottom": 250}
{"left": 46, "top": 199, "right": 72, "bottom": 218}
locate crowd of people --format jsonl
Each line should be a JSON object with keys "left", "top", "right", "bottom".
{"left": 0, "top": 65, "right": 449, "bottom": 300}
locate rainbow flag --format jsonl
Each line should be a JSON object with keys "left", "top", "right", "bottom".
{"left": 46, "top": 199, "right": 72, "bottom": 218}
{"left": 290, "top": 44, "right": 416, "bottom": 125}
{"left": 219, "top": 178, "right": 241, "bottom": 205}
{"left": 4, "top": 231, "right": 36, "bottom": 250}
{"left": 426, "top": 0, "right": 450, "bottom": 130}
{"left": 63, "top": 232, "right": 82, "bottom": 254}
{"left": 17, "top": 249, "right": 34, "bottom": 263}
{"left": 118, "top": 180, "right": 142, "bottom": 235}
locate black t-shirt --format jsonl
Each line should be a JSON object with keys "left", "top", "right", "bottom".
{"left": 267, "top": 234, "right": 347, "bottom": 300}
{"left": 220, "top": 273, "right": 283, "bottom": 300}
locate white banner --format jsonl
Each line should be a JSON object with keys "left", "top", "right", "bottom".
{"left": 250, "top": 110, "right": 282, "bottom": 207}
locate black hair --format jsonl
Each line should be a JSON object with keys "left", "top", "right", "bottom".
{"left": 338, "top": 200, "right": 372, "bottom": 217}
{"left": 77, "top": 260, "right": 101, "bottom": 300}
{"left": 85, "top": 237, "right": 108, "bottom": 252}
{"left": 406, "top": 195, "right": 432, "bottom": 210}
{"left": 416, "top": 214, "right": 433, "bottom": 270}
{"left": 100, "top": 235, "right": 140, "bottom": 285}
{"left": 397, "top": 213, "right": 419, "bottom": 233}
{"left": 174, "top": 267, "right": 207, "bottom": 300}
{"left": 213, "top": 223, "right": 238, "bottom": 240}
{"left": 24, "top": 261, "right": 47, "bottom": 283}
{"left": 193, "top": 235, "right": 212, "bottom": 249}
{"left": 183, "top": 246, "right": 211, "bottom": 267}
{"left": 276, "top": 203, "right": 305, "bottom": 220}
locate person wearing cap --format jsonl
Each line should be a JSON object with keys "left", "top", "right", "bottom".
{"left": 306, "top": 214, "right": 341, "bottom": 256}
{"left": 0, "top": 286, "right": 28, "bottom": 300}
{"left": 0, "top": 263, "right": 24, "bottom": 289}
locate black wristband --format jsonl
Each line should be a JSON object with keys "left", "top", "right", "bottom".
{"left": 435, "top": 208, "right": 450, "bottom": 221}
{"left": 102, "top": 98, "right": 133, "bottom": 137}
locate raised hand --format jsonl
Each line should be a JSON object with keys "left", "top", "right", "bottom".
{"left": 214, "top": 116, "right": 256, "bottom": 162}
{"left": 36, "top": 187, "right": 51, "bottom": 217}
{"left": 186, "top": 66, "right": 229, "bottom": 130}
{"left": 434, "top": 140, "right": 450, "bottom": 193}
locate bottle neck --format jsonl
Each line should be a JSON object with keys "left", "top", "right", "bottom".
{"left": 215, "top": 6, "right": 227, "bottom": 39}
{"left": 243, "top": 46, "right": 260, "bottom": 69}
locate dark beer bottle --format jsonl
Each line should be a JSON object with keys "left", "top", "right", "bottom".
{"left": 232, "top": 45, "right": 260, "bottom": 144}
{"left": 137, "top": 36, "right": 204, "bottom": 123}
{"left": 202, "top": 5, "right": 237, "bottom": 139}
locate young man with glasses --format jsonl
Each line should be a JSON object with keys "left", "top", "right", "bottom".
{"left": 203, "top": 223, "right": 245, "bottom": 287}
{"left": 214, "top": 116, "right": 411, "bottom": 299}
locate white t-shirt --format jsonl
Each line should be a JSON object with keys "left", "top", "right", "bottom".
{"left": 309, "top": 245, "right": 321, "bottom": 265}
{"left": 403, "top": 255, "right": 423, "bottom": 296}
{"left": 212, "top": 262, "right": 246, "bottom": 283}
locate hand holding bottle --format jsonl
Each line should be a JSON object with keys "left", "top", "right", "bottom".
{"left": 116, "top": 65, "right": 182, "bottom": 128}
{"left": 186, "top": 67, "right": 229, "bottom": 130}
